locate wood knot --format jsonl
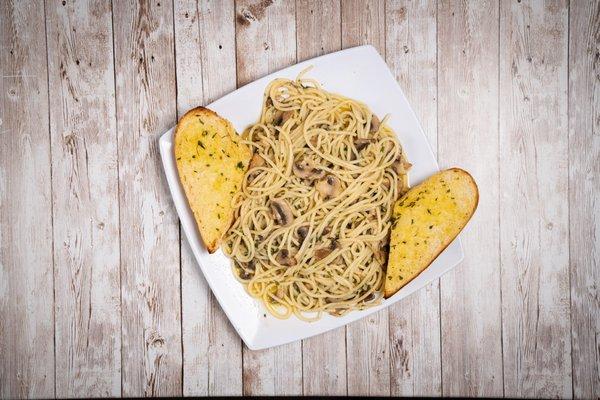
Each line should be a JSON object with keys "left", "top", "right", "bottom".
{"left": 237, "top": 0, "right": 273, "bottom": 26}
{"left": 238, "top": 8, "right": 257, "bottom": 26}
{"left": 145, "top": 330, "right": 165, "bottom": 348}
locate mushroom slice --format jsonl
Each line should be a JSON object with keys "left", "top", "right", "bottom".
{"left": 354, "top": 138, "right": 374, "bottom": 152}
{"left": 297, "top": 224, "right": 310, "bottom": 244}
{"left": 315, "top": 175, "right": 342, "bottom": 200}
{"left": 275, "top": 249, "right": 297, "bottom": 267}
{"left": 249, "top": 153, "right": 266, "bottom": 169}
{"left": 269, "top": 199, "right": 294, "bottom": 226}
{"left": 271, "top": 109, "right": 283, "bottom": 125}
{"left": 272, "top": 109, "right": 295, "bottom": 126}
{"left": 292, "top": 157, "right": 326, "bottom": 180}
{"left": 238, "top": 261, "right": 255, "bottom": 279}
{"left": 363, "top": 292, "right": 376, "bottom": 302}
{"left": 247, "top": 153, "right": 266, "bottom": 182}
{"left": 370, "top": 114, "right": 381, "bottom": 133}
{"left": 281, "top": 110, "right": 294, "bottom": 124}
{"left": 314, "top": 240, "right": 339, "bottom": 261}
{"left": 242, "top": 260, "right": 256, "bottom": 271}
{"left": 314, "top": 247, "right": 332, "bottom": 261}
{"left": 391, "top": 155, "right": 413, "bottom": 175}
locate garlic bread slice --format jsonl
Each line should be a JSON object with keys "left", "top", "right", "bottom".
{"left": 174, "top": 107, "right": 251, "bottom": 253}
{"left": 384, "top": 168, "right": 478, "bottom": 298}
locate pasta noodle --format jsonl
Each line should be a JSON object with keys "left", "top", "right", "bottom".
{"left": 223, "top": 70, "right": 411, "bottom": 321}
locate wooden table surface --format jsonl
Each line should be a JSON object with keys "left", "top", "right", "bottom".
{"left": 1, "top": 0, "right": 598, "bottom": 398}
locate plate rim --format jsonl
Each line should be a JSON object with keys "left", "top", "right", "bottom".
{"left": 159, "top": 44, "right": 464, "bottom": 350}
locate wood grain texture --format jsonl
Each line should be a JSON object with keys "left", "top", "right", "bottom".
{"left": 46, "top": 0, "right": 121, "bottom": 396}
{"left": 341, "top": 0, "right": 390, "bottom": 396}
{"left": 235, "top": 0, "right": 303, "bottom": 395}
{"left": 385, "top": 1, "right": 442, "bottom": 396}
{"left": 112, "top": 0, "right": 181, "bottom": 396}
{"left": 0, "top": 1, "right": 55, "bottom": 398}
{"left": 499, "top": 1, "right": 572, "bottom": 397}
{"left": 173, "top": 0, "right": 243, "bottom": 396}
{"left": 341, "top": 0, "right": 385, "bottom": 54}
{"left": 2, "top": 1, "right": 600, "bottom": 396}
{"left": 296, "top": 0, "right": 341, "bottom": 62}
{"left": 295, "top": 1, "right": 347, "bottom": 396}
{"left": 568, "top": 1, "right": 600, "bottom": 398}
{"left": 235, "top": 0, "right": 297, "bottom": 87}
{"left": 437, "top": 1, "right": 504, "bottom": 396}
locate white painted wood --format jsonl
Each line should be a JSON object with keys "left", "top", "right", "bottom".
{"left": 568, "top": 1, "right": 600, "bottom": 398}
{"left": 3, "top": 1, "right": 600, "bottom": 396}
{"left": 499, "top": 1, "right": 572, "bottom": 397}
{"left": 296, "top": 0, "right": 341, "bottom": 62}
{"left": 437, "top": 1, "right": 504, "bottom": 396}
{"left": 341, "top": 0, "right": 385, "bottom": 53}
{"left": 46, "top": 0, "right": 121, "bottom": 396}
{"left": 235, "top": 0, "right": 297, "bottom": 87}
{"left": 112, "top": 0, "right": 182, "bottom": 396}
{"left": 302, "top": 329, "right": 347, "bottom": 395}
{"left": 295, "top": 1, "right": 347, "bottom": 396}
{"left": 173, "top": 0, "right": 243, "bottom": 396}
{"left": 235, "top": 0, "right": 302, "bottom": 395}
{"left": 500, "top": 0, "right": 572, "bottom": 398}
{"left": 0, "top": 1, "right": 55, "bottom": 398}
{"left": 385, "top": 1, "right": 442, "bottom": 396}
{"left": 341, "top": 0, "right": 390, "bottom": 396}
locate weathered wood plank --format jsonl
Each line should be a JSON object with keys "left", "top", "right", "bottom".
{"left": 173, "top": 0, "right": 243, "bottom": 396}
{"left": 295, "top": 1, "right": 347, "bottom": 396}
{"left": 296, "top": 0, "right": 341, "bottom": 62}
{"left": 385, "top": 0, "right": 442, "bottom": 396}
{"left": 499, "top": 1, "right": 572, "bottom": 397}
{"left": 341, "top": 0, "right": 385, "bottom": 54}
{"left": 235, "top": 0, "right": 296, "bottom": 87}
{"left": 0, "top": 1, "right": 55, "bottom": 397}
{"left": 112, "top": 1, "right": 182, "bottom": 396}
{"left": 235, "top": 0, "right": 302, "bottom": 395}
{"left": 302, "top": 329, "right": 347, "bottom": 395}
{"left": 46, "top": 0, "right": 121, "bottom": 396}
{"left": 568, "top": 1, "right": 600, "bottom": 398}
{"left": 437, "top": 1, "right": 504, "bottom": 396}
{"left": 341, "top": 0, "right": 389, "bottom": 396}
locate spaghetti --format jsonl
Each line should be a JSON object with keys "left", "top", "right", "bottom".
{"left": 223, "top": 71, "right": 411, "bottom": 321}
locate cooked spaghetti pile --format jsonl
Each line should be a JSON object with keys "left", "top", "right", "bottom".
{"left": 223, "top": 72, "right": 411, "bottom": 320}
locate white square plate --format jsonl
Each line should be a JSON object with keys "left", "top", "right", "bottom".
{"left": 159, "top": 45, "right": 463, "bottom": 350}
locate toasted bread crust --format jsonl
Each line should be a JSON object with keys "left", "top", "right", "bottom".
{"left": 174, "top": 107, "right": 250, "bottom": 253}
{"left": 384, "top": 168, "right": 479, "bottom": 298}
